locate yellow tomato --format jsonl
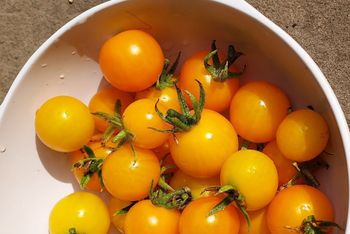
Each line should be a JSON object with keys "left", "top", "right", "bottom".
{"left": 123, "top": 98, "right": 170, "bottom": 149}
{"left": 108, "top": 197, "right": 132, "bottom": 233}
{"left": 263, "top": 140, "right": 296, "bottom": 185}
{"left": 230, "top": 81, "right": 290, "bottom": 143}
{"left": 136, "top": 86, "right": 181, "bottom": 112}
{"left": 35, "top": 96, "right": 94, "bottom": 152}
{"left": 239, "top": 208, "right": 270, "bottom": 234}
{"left": 169, "top": 109, "right": 238, "bottom": 178}
{"left": 49, "top": 192, "right": 110, "bottom": 234}
{"left": 220, "top": 149, "right": 278, "bottom": 211}
{"left": 276, "top": 109, "right": 329, "bottom": 162}
{"left": 88, "top": 87, "right": 134, "bottom": 132}
{"left": 169, "top": 170, "right": 220, "bottom": 199}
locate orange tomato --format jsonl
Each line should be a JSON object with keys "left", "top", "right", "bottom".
{"left": 230, "top": 81, "right": 290, "bottom": 143}
{"left": 123, "top": 98, "right": 170, "bottom": 149}
{"left": 88, "top": 87, "right": 134, "bottom": 132}
{"left": 124, "top": 200, "right": 180, "bottom": 234}
{"left": 99, "top": 30, "right": 164, "bottom": 92}
{"left": 169, "top": 170, "right": 220, "bottom": 200}
{"left": 220, "top": 149, "right": 278, "bottom": 211}
{"left": 136, "top": 86, "right": 181, "bottom": 112}
{"left": 267, "top": 185, "right": 334, "bottom": 234}
{"left": 108, "top": 197, "right": 133, "bottom": 233}
{"left": 179, "top": 196, "right": 240, "bottom": 234}
{"left": 102, "top": 144, "right": 160, "bottom": 201}
{"left": 169, "top": 109, "right": 238, "bottom": 178}
{"left": 263, "top": 140, "right": 296, "bottom": 185}
{"left": 276, "top": 109, "right": 329, "bottom": 162}
{"left": 179, "top": 51, "right": 240, "bottom": 112}
{"left": 239, "top": 208, "right": 270, "bottom": 234}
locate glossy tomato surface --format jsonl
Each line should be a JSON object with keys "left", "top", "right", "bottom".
{"left": 230, "top": 81, "right": 290, "bottom": 143}
{"left": 35, "top": 96, "right": 94, "bottom": 152}
{"left": 99, "top": 30, "right": 164, "bottom": 92}
{"left": 220, "top": 149, "right": 278, "bottom": 211}
{"left": 169, "top": 109, "right": 238, "bottom": 178}
{"left": 267, "top": 185, "right": 334, "bottom": 234}
{"left": 49, "top": 192, "right": 110, "bottom": 234}
{"left": 124, "top": 200, "right": 180, "bottom": 234}
{"left": 179, "top": 196, "right": 240, "bottom": 234}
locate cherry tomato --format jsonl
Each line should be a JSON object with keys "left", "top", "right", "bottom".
{"left": 179, "top": 196, "right": 240, "bottom": 234}
{"left": 35, "top": 96, "right": 94, "bottom": 152}
{"left": 263, "top": 140, "right": 296, "bottom": 185}
{"left": 108, "top": 197, "right": 133, "bottom": 233}
{"left": 276, "top": 109, "right": 329, "bottom": 162}
{"left": 88, "top": 87, "right": 134, "bottom": 132}
{"left": 124, "top": 200, "right": 180, "bottom": 234}
{"left": 70, "top": 136, "right": 113, "bottom": 192}
{"left": 169, "top": 109, "right": 238, "bottom": 178}
{"left": 123, "top": 98, "right": 170, "bottom": 149}
{"left": 49, "top": 192, "right": 110, "bottom": 234}
{"left": 170, "top": 170, "right": 220, "bottom": 200}
{"left": 267, "top": 185, "right": 334, "bottom": 234}
{"left": 220, "top": 149, "right": 278, "bottom": 211}
{"left": 136, "top": 86, "right": 181, "bottom": 112}
{"left": 179, "top": 51, "right": 240, "bottom": 112}
{"left": 99, "top": 30, "right": 164, "bottom": 92}
{"left": 230, "top": 81, "right": 290, "bottom": 143}
{"left": 239, "top": 208, "right": 270, "bottom": 234}
{"left": 102, "top": 144, "right": 160, "bottom": 201}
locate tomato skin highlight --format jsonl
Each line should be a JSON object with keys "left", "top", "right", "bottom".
{"left": 169, "top": 109, "right": 239, "bottom": 179}
{"left": 102, "top": 144, "right": 160, "bottom": 201}
{"left": 220, "top": 149, "right": 278, "bottom": 211}
{"left": 170, "top": 170, "right": 220, "bottom": 200}
{"left": 49, "top": 192, "right": 110, "bottom": 234}
{"left": 35, "top": 96, "right": 94, "bottom": 152}
{"left": 123, "top": 98, "right": 170, "bottom": 149}
{"left": 267, "top": 185, "right": 334, "bottom": 234}
{"left": 136, "top": 86, "right": 181, "bottom": 112}
{"left": 179, "top": 196, "right": 240, "bottom": 234}
{"left": 124, "top": 200, "right": 180, "bottom": 234}
{"left": 179, "top": 51, "right": 240, "bottom": 112}
{"left": 99, "top": 30, "right": 164, "bottom": 92}
{"left": 108, "top": 197, "right": 133, "bottom": 233}
{"left": 263, "top": 140, "right": 296, "bottom": 185}
{"left": 276, "top": 109, "right": 329, "bottom": 162}
{"left": 230, "top": 81, "right": 290, "bottom": 143}
{"left": 88, "top": 88, "right": 134, "bottom": 132}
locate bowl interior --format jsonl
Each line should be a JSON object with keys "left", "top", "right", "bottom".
{"left": 0, "top": 0, "right": 347, "bottom": 233}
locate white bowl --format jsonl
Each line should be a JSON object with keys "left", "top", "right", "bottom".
{"left": 0, "top": 0, "right": 349, "bottom": 233}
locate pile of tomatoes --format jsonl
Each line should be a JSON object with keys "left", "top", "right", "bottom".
{"left": 35, "top": 30, "right": 341, "bottom": 234}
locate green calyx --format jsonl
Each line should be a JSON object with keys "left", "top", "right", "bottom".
{"left": 72, "top": 145, "right": 104, "bottom": 190}
{"left": 92, "top": 99, "right": 134, "bottom": 149}
{"left": 285, "top": 215, "right": 343, "bottom": 234}
{"left": 68, "top": 228, "right": 78, "bottom": 234}
{"left": 155, "top": 52, "right": 181, "bottom": 90}
{"left": 113, "top": 201, "right": 137, "bottom": 216}
{"left": 204, "top": 40, "right": 244, "bottom": 82}
{"left": 150, "top": 184, "right": 192, "bottom": 210}
{"left": 153, "top": 80, "right": 205, "bottom": 133}
{"left": 203, "top": 185, "right": 251, "bottom": 230}
{"left": 280, "top": 158, "right": 329, "bottom": 190}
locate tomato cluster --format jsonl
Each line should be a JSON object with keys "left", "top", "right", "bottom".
{"left": 35, "top": 30, "right": 341, "bottom": 234}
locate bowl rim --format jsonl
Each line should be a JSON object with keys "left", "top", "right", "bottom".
{"left": 0, "top": 0, "right": 349, "bottom": 230}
